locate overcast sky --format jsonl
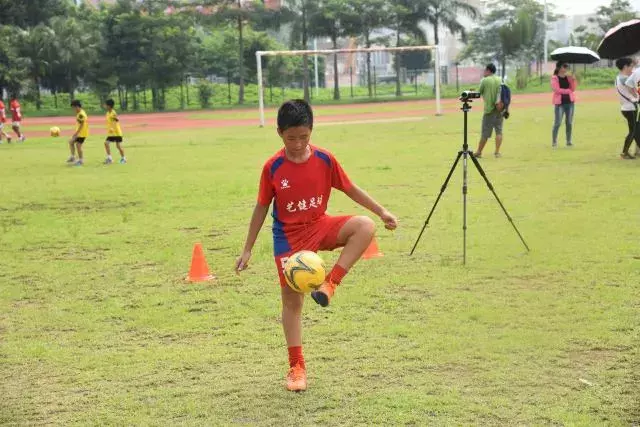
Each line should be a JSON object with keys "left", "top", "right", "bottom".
{"left": 550, "top": 0, "right": 640, "bottom": 15}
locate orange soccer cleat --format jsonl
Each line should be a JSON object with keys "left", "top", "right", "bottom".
{"left": 286, "top": 364, "right": 307, "bottom": 392}
{"left": 311, "top": 280, "right": 337, "bottom": 307}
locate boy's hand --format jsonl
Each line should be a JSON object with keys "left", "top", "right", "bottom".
{"left": 379, "top": 210, "right": 398, "bottom": 230}
{"left": 235, "top": 250, "right": 252, "bottom": 274}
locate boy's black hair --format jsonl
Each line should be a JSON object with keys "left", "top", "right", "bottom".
{"left": 277, "top": 99, "right": 313, "bottom": 130}
{"left": 616, "top": 57, "right": 633, "bottom": 70}
{"left": 70, "top": 99, "right": 82, "bottom": 107}
{"left": 486, "top": 63, "right": 497, "bottom": 74}
{"left": 105, "top": 99, "right": 115, "bottom": 107}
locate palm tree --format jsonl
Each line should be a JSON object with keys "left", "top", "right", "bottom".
{"left": 17, "top": 24, "right": 56, "bottom": 110}
{"left": 388, "top": 0, "right": 431, "bottom": 96}
{"left": 425, "top": 0, "right": 479, "bottom": 46}
{"left": 308, "top": 0, "right": 350, "bottom": 100}
{"left": 342, "top": 0, "right": 389, "bottom": 98}
{"left": 0, "top": 27, "right": 28, "bottom": 97}
{"left": 204, "top": 0, "right": 288, "bottom": 104}
{"left": 48, "top": 16, "right": 99, "bottom": 101}
{"left": 200, "top": 0, "right": 261, "bottom": 105}
{"left": 283, "top": 0, "right": 315, "bottom": 102}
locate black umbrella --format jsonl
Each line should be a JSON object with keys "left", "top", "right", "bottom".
{"left": 550, "top": 46, "right": 600, "bottom": 64}
{"left": 597, "top": 19, "right": 640, "bottom": 59}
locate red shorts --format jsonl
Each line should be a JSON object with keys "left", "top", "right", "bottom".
{"left": 274, "top": 215, "right": 352, "bottom": 287}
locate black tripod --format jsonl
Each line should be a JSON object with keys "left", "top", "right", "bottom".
{"left": 410, "top": 97, "right": 530, "bottom": 264}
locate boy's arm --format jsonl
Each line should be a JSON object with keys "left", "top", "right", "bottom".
{"left": 344, "top": 184, "right": 398, "bottom": 230}
{"left": 235, "top": 203, "right": 270, "bottom": 272}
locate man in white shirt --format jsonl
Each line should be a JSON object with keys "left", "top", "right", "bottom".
{"left": 615, "top": 57, "right": 640, "bottom": 158}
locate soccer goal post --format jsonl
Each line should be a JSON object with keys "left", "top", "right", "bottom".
{"left": 255, "top": 45, "right": 443, "bottom": 127}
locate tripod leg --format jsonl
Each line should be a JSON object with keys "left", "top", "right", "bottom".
{"left": 410, "top": 151, "right": 464, "bottom": 255}
{"left": 468, "top": 153, "right": 531, "bottom": 252}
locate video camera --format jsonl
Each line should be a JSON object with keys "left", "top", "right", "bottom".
{"left": 459, "top": 90, "right": 481, "bottom": 101}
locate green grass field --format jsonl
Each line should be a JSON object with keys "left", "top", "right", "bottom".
{"left": 1, "top": 100, "right": 638, "bottom": 425}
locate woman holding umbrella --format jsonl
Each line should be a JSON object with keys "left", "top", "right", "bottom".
{"left": 615, "top": 57, "right": 640, "bottom": 159}
{"left": 549, "top": 47, "right": 600, "bottom": 148}
{"left": 551, "top": 61, "right": 577, "bottom": 147}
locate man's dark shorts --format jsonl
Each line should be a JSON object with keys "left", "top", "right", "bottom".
{"left": 481, "top": 111, "right": 504, "bottom": 139}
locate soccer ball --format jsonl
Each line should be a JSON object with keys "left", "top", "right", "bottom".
{"left": 50, "top": 126, "right": 61, "bottom": 137}
{"left": 284, "top": 251, "right": 326, "bottom": 293}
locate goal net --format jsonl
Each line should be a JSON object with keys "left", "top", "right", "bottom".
{"left": 256, "top": 44, "right": 442, "bottom": 127}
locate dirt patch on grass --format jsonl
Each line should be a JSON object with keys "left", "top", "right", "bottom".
{"left": 129, "top": 261, "right": 159, "bottom": 270}
{"left": 178, "top": 226, "right": 199, "bottom": 232}
{"left": 48, "top": 247, "right": 110, "bottom": 261}
{"left": 206, "top": 229, "right": 228, "bottom": 238}
{"left": 6, "top": 200, "right": 141, "bottom": 214}
{"left": 568, "top": 345, "right": 633, "bottom": 370}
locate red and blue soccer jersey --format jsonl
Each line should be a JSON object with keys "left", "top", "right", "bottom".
{"left": 10, "top": 99, "right": 21, "bottom": 122}
{"left": 258, "top": 145, "right": 353, "bottom": 256}
{"left": 0, "top": 101, "right": 5, "bottom": 123}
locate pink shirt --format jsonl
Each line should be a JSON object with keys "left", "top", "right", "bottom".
{"left": 551, "top": 75, "right": 577, "bottom": 105}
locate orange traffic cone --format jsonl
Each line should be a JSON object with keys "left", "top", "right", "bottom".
{"left": 361, "top": 236, "right": 383, "bottom": 259}
{"left": 186, "top": 243, "right": 216, "bottom": 282}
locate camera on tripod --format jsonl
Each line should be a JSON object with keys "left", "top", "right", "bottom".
{"left": 460, "top": 90, "right": 481, "bottom": 101}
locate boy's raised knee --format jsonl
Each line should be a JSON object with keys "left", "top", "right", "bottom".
{"left": 356, "top": 215, "right": 376, "bottom": 236}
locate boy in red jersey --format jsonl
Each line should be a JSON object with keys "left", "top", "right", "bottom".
{"left": 235, "top": 99, "right": 398, "bottom": 392}
{"left": 9, "top": 96, "right": 25, "bottom": 142}
{"left": 0, "top": 100, "right": 12, "bottom": 143}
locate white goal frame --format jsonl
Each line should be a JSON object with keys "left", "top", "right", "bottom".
{"left": 255, "top": 45, "right": 442, "bottom": 127}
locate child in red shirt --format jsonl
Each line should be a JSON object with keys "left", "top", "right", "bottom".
{"left": 0, "top": 100, "right": 12, "bottom": 143}
{"left": 235, "top": 100, "right": 398, "bottom": 392}
{"left": 10, "top": 97, "right": 25, "bottom": 142}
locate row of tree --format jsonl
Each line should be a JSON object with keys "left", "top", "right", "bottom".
{"left": 569, "top": 0, "right": 636, "bottom": 52}
{"left": 2, "top": 0, "right": 631, "bottom": 110}
{"left": 462, "top": 0, "right": 637, "bottom": 86}
{"left": 0, "top": 0, "right": 480, "bottom": 110}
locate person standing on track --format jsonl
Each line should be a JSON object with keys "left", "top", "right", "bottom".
{"left": 68, "top": 100, "right": 89, "bottom": 166}
{"left": 615, "top": 57, "right": 640, "bottom": 159}
{"left": 103, "top": 99, "right": 127, "bottom": 164}
{"left": 474, "top": 63, "right": 504, "bottom": 159}
{"left": 551, "top": 62, "right": 577, "bottom": 148}
{"left": 0, "top": 99, "right": 12, "bottom": 144}
{"left": 9, "top": 95, "right": 26, "bottom": 143}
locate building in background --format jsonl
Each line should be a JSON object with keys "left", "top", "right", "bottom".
{"left": 548, "top": 14, "right": 597, "bottom": 44}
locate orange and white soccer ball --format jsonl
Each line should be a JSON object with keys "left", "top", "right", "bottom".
{"left": 50, "top": 126, "right": 61, "bottom": 137}
{"left": 284, "top": 251, "right": 326, "bottom": 293}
